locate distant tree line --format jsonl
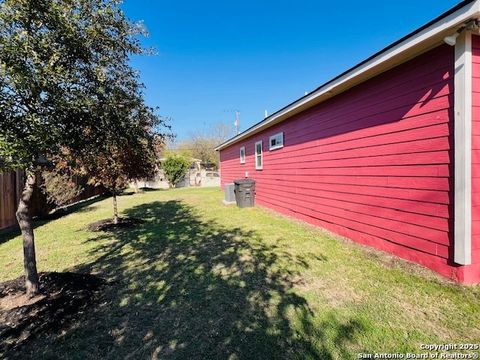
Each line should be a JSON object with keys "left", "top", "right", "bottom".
{"left": 173, "top": 122, "right": 234, "bottom": 169}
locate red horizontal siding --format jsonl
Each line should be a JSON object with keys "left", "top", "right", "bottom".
{"left": 256, "top": 199, "right": 457, "bottom": 281}
{"left": 472, "top": 35, "right": 480, "bottom": 270}
{"left": 246, "top": 174, "right": 450, "bottom": 191}
{"left": 220, "top": 43, "right": 472, "bottom": 281}
{"left": 276, "top": 96, "right": 452, "bottom": 149}
{"left": 259, "top": 194, "right": 449, "bottom": 257}
{"left": 275, "top": 122, "right": 451, "bottom": 159}
{"left": 220, "top": 39, "right": 480, "bottom": 283}
{"left": 252, "top": 165, "right": 450, "bottom": 177}
{"left": 253, "top": 180, "right": 449, "bottom": 204}
{"left": 255, "top": 183, "right": 450, "bottom": 218}
{"left": 257, "top": 188, "right": 450, "bottom": 246}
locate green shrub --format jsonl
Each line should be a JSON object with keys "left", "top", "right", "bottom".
{"left": 161, "top": 155, "right": 191, "bottom": 188}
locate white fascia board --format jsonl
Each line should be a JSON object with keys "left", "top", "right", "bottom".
{"left": 215, "top": 1, "right": 480, "bottom": 151}
{"left": 454, "top": 31, "right": 473, "bottom": 265}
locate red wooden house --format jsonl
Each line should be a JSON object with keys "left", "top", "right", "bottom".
{"left": 216, "top": 0, "right": 480, "bottom": 284}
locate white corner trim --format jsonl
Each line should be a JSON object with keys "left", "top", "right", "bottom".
{"left": 454, "top": 30, "right": 473, "bottom": 265}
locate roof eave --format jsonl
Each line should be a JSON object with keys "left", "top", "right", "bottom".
{"left": 215, "top": 0, "right": 480, "bottom": 151}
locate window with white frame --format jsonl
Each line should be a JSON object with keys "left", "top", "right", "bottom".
{"left": 269, "top": 132, "right": 284, "bottom": 150}
{"left": 255, "top": 140, "right": 263, "bottom": 170}
{"left": 239, "top": 146, "right": 245, "bottom": 164}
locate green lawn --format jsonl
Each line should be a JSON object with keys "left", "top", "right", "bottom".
{"left": 1, "top": 187, "right": 479, "bottom": 359}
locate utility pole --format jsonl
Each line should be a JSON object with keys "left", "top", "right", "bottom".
{"left": 223, "top": 109, "right": 241, "bottom": 135}
{"left": 234, "top": 111, "right": 240, "bottom": 135}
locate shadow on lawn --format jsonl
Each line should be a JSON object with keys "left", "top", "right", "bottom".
{"left": 14, "top": 200, "right": 365, "bottom": 359}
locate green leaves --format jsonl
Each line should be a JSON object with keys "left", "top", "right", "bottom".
{"left": 161, "top": 155, "right": 192, "bottom": 188}
{"left": 0, "top": 0, "right": 152, "bottom": 172}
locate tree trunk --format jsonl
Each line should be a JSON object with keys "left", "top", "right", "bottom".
{"left": 112, "top": 191, "right": 119, "bottom": 224}
{"left": 16, "top": 171, "right": 40, "bottom": 297}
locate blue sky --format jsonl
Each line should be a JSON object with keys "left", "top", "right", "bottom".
{"left": 121, "top": 0, "right": 458, "bottom": 141}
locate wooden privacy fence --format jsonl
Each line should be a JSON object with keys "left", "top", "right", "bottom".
{"left": 0, "top": 170, "right": 104, "bottom": 230}
{"left": 0, "top": 170, "right": 24, "bottom": 230}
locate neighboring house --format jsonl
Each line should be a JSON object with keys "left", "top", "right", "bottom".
{"left": 137, "top": 158, "right": 220, "bottom": 189}
{"left": 216, "top": 1, "right": 480, "bottom": 284}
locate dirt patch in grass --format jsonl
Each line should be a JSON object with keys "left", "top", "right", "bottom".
{"left": 0, "top": 272, "right": 105, "bottom": 354}
{"left": 294, "top": 274, "right": 365, "bottom": 307}
{"left": 86, "top": 217, "right": 144, "bottom": 232}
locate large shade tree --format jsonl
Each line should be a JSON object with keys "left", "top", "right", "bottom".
{"left": 0, "top": 0, "right": 158, "bottom": 295}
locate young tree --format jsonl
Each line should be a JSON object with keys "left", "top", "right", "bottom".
{"left": 161, "top": 155, "right": 192, "bottom": 188}
{"left": 0, "top": 0, "right": 151, "bottom": 295}
{"left": 78, "top": 105, "right": 164, "bottom": 224}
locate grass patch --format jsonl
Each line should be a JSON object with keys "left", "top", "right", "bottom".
{"left": 0, "top": 187, "right": 479, "bottom": 359}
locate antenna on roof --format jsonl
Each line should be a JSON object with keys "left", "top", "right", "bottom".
{"left": 264, "top": 110, "right": 268, "bottom": 118}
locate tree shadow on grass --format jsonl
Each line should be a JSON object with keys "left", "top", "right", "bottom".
{"left": 12, "top": 200, "right": 366, "bottom": 359}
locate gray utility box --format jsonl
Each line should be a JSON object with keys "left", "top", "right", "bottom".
{"left": 223, "top": 183, "right": 236, "bottom": 204}
{"left": 234, "top": 179, "right": 256, "bottom": 208}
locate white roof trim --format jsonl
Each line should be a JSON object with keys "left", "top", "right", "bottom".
{"left": 215, "top": 0, "right": 480, "bottom": 151}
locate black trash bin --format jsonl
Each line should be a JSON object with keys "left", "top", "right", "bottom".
{"left": 234, "top": 179, "right": 256, "bottom": 208}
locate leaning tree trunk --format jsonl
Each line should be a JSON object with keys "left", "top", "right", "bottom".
{"left": 16, "top": 171, "right": 40, "bottom": 296}
{"left": 112, "top": 189, "right": 119, "bottom": 224}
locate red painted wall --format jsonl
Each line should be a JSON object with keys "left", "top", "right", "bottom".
{"left": 220, "top": 43, "right": 478, "bottom": 283}
{"left": 470, "top": 35, "right": 480, "bottom": 283}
